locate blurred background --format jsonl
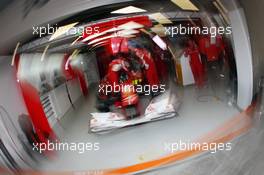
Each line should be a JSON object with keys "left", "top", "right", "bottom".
{"left": 0, "top": 0, "right": 264, "bottom": 174}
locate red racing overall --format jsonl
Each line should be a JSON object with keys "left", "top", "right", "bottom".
{"left": 185, "top": 41, "right": 205, "bottom": 88}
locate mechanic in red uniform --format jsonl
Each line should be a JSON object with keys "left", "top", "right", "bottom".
{"left": 107, "top": 56, "right": 130, "bottom": 87}
{"left": 198, "top": 35, "right": 225, "bottom": 62}
{"left": 197, "top": 34, "right": 226, "bottom": 73}
{"left": 132, "top": 47, "right": 160, "bottom": 87}
{"left": 185, "top": 39, "right": 205, "bottom": 88}
{"left": 153, "top": 45, "right": 169, "bottom": 84}
{"left": 198, "top": 35, "right": 208, "bottom": 67}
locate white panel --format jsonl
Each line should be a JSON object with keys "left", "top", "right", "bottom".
{"left": 228, "top": 7, "right": 253, "bottom": 109}
{"left": 180, "top": 54, "right": 195, "bottom": 86}
{"left": 0, "top": 56, "right": 35, "bottom": 169}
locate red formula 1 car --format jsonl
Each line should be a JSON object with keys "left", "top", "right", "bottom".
{"left": 92, "top": 53, "right": 180, "bottom": 133}
{"left": 91, "top": 38, "right": 180, "bottom": 133}
{"left": 96, "top": 55, "right": 141, "bottom": 118}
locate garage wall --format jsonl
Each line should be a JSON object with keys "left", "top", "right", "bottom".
{"left": 240, "top": 0, "right": 264, "bottom": 93}
{"left": 0, "top": 56, "right": 28, "bottom": 130}
{"left": 221, "top": 0, "right": 253, "bottom": 109}
{"left": 0, "top": 56, "right": 35, "bottom": 169}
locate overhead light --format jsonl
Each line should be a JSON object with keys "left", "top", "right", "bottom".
{"left": 118, "top": 21, "right": 144, "bottom": 30}
{"left": 88, "top": 35, "right": 113, "bottom": 45}
{"left": 152, "top": 35, "right": 167, "bottom": 50}
{"left": 187, "top": 16, "right": 197, "bottom": 26}
{"left": 123, "top": 35, "right": 136, "bottom": 38}
{"left": 151, "top": 24, "right": 166, "bottom": 37}
{"left": 70, "top": 49, "right": 80, "bottom": 60}
{"left": 91, "top": 44, "right": 109, "bottom": 51}
{"left": 140, "top": 28, "right": 152, "bottom": 36}
{"left": 116, "top": 29, "right": 139, "bottom": 36}
{"left": 149, "top": 13, "right": 173, "bottom": 24}
{"left": 171, "top": 0, "right": 199, "bottom": 11}
{"left": 92, "top": 41, "right": 109, "bottom": 47}
{"left": 213, "top": 1, "right": 230, "bottom": 24}
{"left": 216, "top": 0, "right": 228, "bottom": 13}
{"left": 111, "top": 6, "right": 147, "bottom": 14}
{"left": 11, "top": 42, "right": 20, "bottom": 66}
{"left": 88, "top": 30, "right": 137, "bottom": 45}
{"left": 90, "top": 41, "right": 111, "bottom": 50}
{"left": 82, "top": 27, "right": 121, "bottom": 42}
{"left": 49, "top": 22, "right": 78, "bottom": 41}
{"left": 65, "top": 49, "right": 80, "bottom": 70}
{"left": 82, "top": 21, "right": 143, "bottom": 43}
{"left": 82, "top": 31, "right": 107, "bottom": 42}
{"left": 71, "top": 36, "right": 82, "bottom": 46}
{"left": 40, "top": 45, "right": 49, "bottom": 62}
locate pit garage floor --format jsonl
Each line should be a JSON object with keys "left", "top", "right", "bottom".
{"left": 39, "top": 79, "right": 240, "bottom": 171}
